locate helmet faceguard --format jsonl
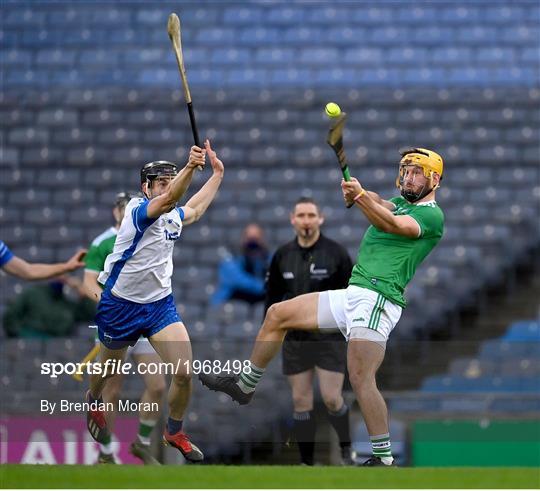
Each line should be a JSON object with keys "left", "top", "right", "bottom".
{"left": 140, "top": 161, "right": 178, "bottom": 185}
{"left": 396, "top": 147, "right": 443, "bottom": 203}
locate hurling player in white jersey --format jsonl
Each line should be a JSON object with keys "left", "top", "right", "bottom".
{"left": 86, "top": 140, "right": 224, "bottom": 463}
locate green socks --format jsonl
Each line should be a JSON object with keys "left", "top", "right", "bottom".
{"left": 138, "top": 419, "right": 157, "bottom": 445}
{"left": 370, "top": 433, "right": 393, "bottom": 465}
{"left": 238, "top": 362, "right": 265, "bottom": 393}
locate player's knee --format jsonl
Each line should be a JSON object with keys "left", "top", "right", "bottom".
{"left": 171, "top": 371, "right": 191, "bottom": 387}
{"left": 265, "top": 303, "right": 281, "bottom": 325}
{"left": 292, "top": 393, "right": 313, "bottom": 412}
{"left": 322, "top": 394, "right": 343, "bottom": 413}
{"left": 146, "top": 387, "right": 164, "bottom": 403}
{"left": 146, "top": 377, "right": 166, "bottom": 400}
{"left": 265, "top": 303, "right": 289, "bottom": 331}
{"left": 102, "top": 368, "right": 122, "bottom": 385}
{"left": 100, "top": 369, "right": 115, "bottom": 382}
{"left": 348, "top": 369, "right": 375, "bottom": 392}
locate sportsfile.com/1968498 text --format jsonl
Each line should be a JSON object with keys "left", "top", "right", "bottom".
{"left": 40, "top": 358, "right": 252, "bottom": 378}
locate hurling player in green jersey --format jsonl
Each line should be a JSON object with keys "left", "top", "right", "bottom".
{"left": 200, "top": 148, "right": 444, "bottom": 467}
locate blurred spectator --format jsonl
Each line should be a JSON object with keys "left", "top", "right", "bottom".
{"left": 211, "top": 224, "right": 270, "bottom": 305}
{"left": 2, "top": 275, "right": 95, "bottom": 338}
{"left": 0, "top": 240, "right": 86, "bottom": 280}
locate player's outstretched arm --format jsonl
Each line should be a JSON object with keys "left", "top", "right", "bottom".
{"left": 83, "top": 270, "right": 103, "bottom": 302}
{"left": 181, "top": 139, "right": 224, "bottom": 226}
{"left": 342, "top": 178, "right": 420, "bottom": 238}
{"left": 3, "top": 249, "right": 87, "bottom": 280}
{"left": 147, "top": 145, "right": 206, "bottom": 218}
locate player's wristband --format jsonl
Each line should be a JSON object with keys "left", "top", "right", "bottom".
{"left": 353, "top": 189, "right": 366, "bottom": 202}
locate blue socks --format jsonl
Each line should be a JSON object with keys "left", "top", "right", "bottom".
{"left": 167, "top": 417, "right": 183, "bottom": 435}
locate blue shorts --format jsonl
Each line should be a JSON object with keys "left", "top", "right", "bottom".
{"left": 95, "top": 289, "right": 181, "bottom": 350}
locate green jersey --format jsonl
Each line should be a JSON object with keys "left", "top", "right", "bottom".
{"left": 349, "top": 197, "right": 444, "bottom": 307}
{"left": 84, "top": 226, "right": 117, "bottom": 273}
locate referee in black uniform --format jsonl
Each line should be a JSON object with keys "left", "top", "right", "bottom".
{"left": 265, "top": 197, "right": 354, "bottom": 465}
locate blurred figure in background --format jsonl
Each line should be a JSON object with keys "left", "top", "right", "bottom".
{"left": 3, "top": 275, "right": 94, "bottom": 338}
{"left": 82, "top": 191, "right": 164, "bottom": 465}
{"left": 211, "top": 223, "right": 270, "bottom": 305}
{"left": 1, "top": 239, "right": 90, "bottom": 338}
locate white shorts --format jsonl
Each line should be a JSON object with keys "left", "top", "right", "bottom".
{"left": 317, "top": 285, "right": 402, "bottom": 347}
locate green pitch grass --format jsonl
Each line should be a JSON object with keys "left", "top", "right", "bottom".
{"left": 1, "top": 465, "right": 539, "bottom": 489}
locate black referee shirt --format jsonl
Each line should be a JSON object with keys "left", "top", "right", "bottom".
{"left": 265, "top": 233, "right": 353, "bottom": 341}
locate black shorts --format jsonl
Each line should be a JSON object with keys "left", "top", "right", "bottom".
{"left": 281, "top": 330, "right": 347, "bottom": 376}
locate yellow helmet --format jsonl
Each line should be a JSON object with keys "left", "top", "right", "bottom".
{"left": 396, "top": 147, "right": 444, "bottom": 202}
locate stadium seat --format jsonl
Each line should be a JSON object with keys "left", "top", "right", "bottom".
{"left": 502, "top": 320, "right": 540, "bottom": 341}
{"left": 480, "top": 339, "right": 540, "bottom": 359}
{"left": 222, "top": 6, "right": 262, "bottom": 25}
{"left": 421, "top": 375, "right": 538, "bottom": 393}
{"left": 448, "top": 358, "right": 497, "bottom": 377}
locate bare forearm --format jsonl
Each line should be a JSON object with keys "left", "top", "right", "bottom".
{"left": 167, "top": 165, "right": 197, "bottom": 204}
{"left": 32, "top": 262, "right": 73, "bottom": 279}
{"left": 83, "top": 273, "right": 103, "bottom": 302}
{"left": 29, "top": 263, "right": 74, "bottom": 280}
{"left": 147, "top": 165, "right": 198, "bottom": 217}
{"left": 186, "top": 173, "right": 223, "bottom": 216}
{"left": 367, "top": 191, "right": 383, "bottom": 204}
{"left": 4, "top": 257, "right": 67, "bottom": 280}
{"left": 346, "top": 190, "right": 387, "bottom": 208}
{"left": 354, "top": 192, "right": 397, "bottom": 233}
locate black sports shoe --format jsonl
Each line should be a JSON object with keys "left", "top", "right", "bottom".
{"left": 198, "top": 374, "right": 254, "bottom": 405}
{"left": 96, "top": 451, "right": 117, "bottom": 464}
{"left": 130, "top": 437, "right": 161, "bottom": 465}
{"left": 362, "top": 456, "right": 396, "bottom": 466}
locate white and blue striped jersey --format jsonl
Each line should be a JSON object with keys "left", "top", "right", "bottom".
{"left": 98, "top": 197, "right": 184, "bottom": 303}
{"left": 0, "top": 240, "right": 14, "bottom": 267}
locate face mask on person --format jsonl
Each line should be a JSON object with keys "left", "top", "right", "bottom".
{"left": 243, "top": 240, "right": 266, "bottom": 257}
